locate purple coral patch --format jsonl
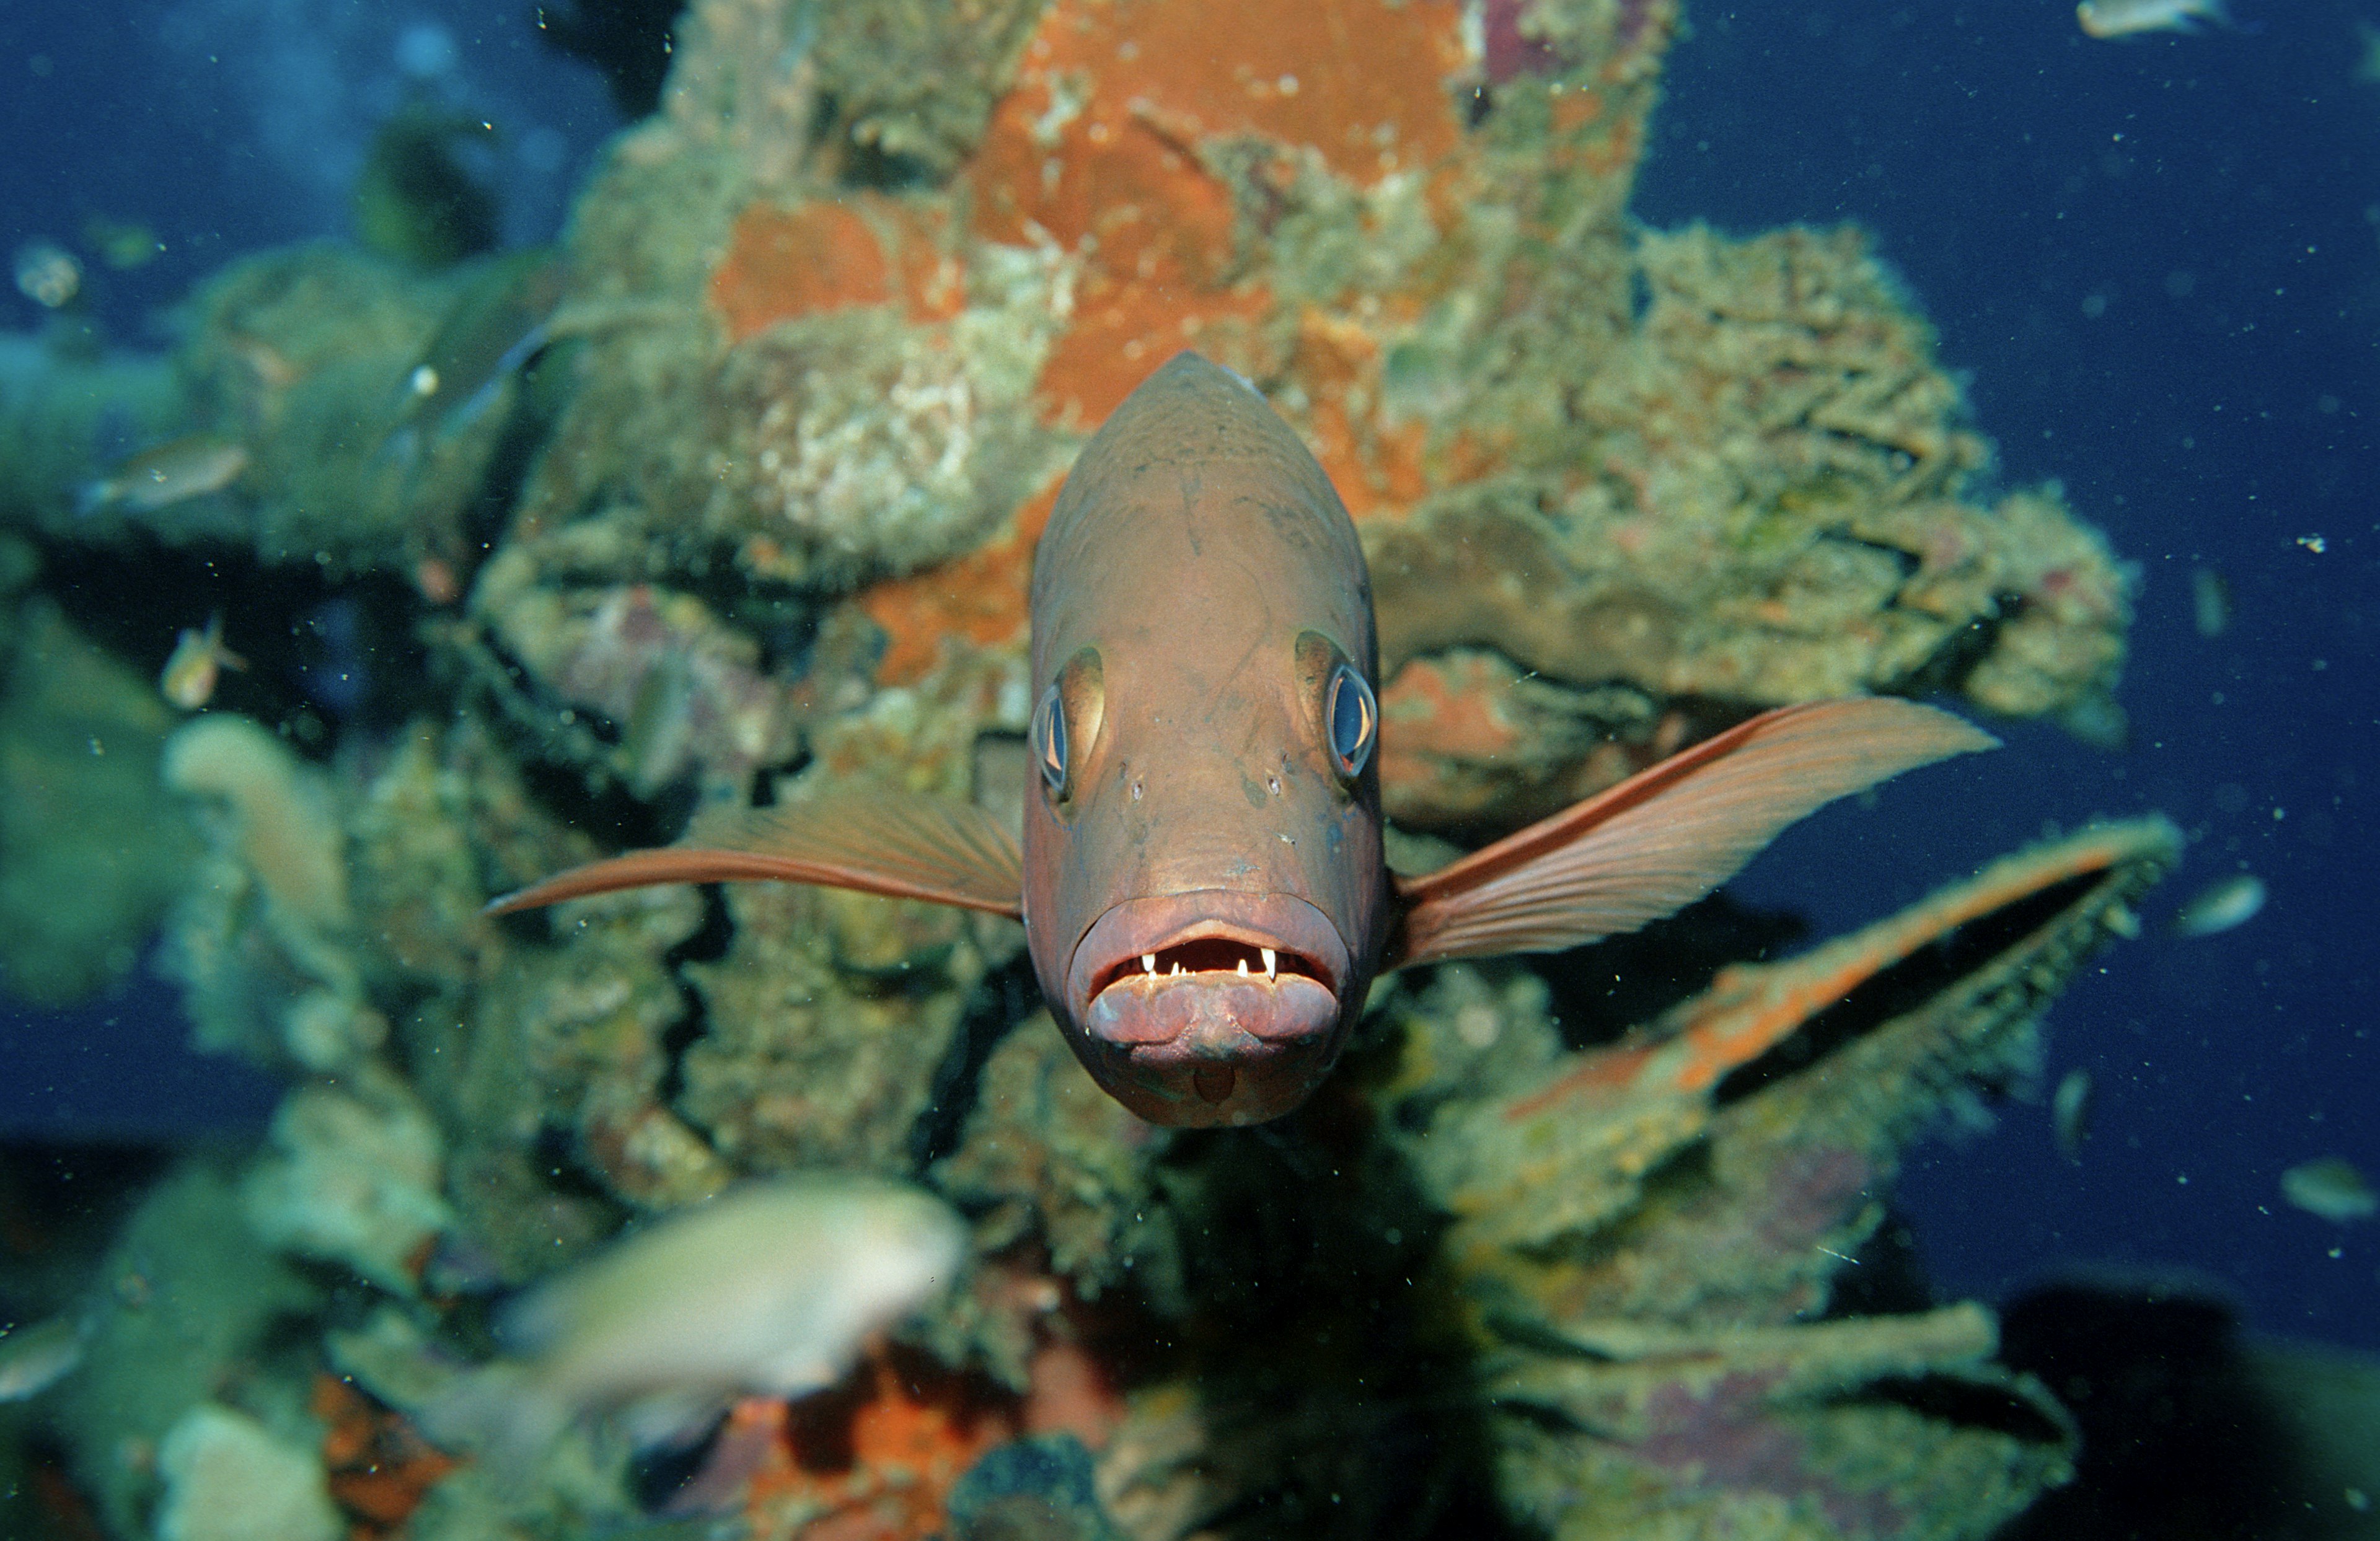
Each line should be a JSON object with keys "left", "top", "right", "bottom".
{"left": 1481, "top": 0, "right": 1565, "bottom": 82}
{"left": 1633, "top": 1370, "right": 1908, "bottom": 1537}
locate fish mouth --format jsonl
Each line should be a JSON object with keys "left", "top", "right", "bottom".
{"left": 1062, "top": 893, "right": 1354, "bottom": 1126}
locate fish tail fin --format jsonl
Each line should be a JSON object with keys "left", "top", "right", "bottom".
{"left": 1386, "top": 698, "right": 1996, "bottom": 969}
{"left": 415, "top": 1363, "right": 569, "bottom": 1478}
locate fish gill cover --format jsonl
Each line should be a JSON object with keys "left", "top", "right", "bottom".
{"left": 1, "top": 0, "right": 2360, "bottom": 1538}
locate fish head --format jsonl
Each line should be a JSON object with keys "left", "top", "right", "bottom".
{"left": 1022, "top": 354, "right": 1389, "bottom": 1126}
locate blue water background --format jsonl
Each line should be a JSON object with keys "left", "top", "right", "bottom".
{"left": 0, "top": 2, "right": 2371, "bottom": 1346}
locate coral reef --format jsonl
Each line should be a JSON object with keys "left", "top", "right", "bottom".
{"left": 0, "top": 0, "right": 2188, "bottom": 1538}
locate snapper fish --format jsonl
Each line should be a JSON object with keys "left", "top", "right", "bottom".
{"left": 2076, "top": 0, "right": 2230, "bottom": 38}
{"left": 490, "top": 353, "right": 1995, "bottom": 1128}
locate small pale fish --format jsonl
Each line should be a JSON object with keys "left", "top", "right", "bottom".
{"left": 82, "top": 216, "right": 164, "bottom": 271}
{"left": 160, "top": 613, "right": 248, "bottom": 711}
{"left": 2172, "top": 872, "right": 2265, "bottom": 937}
{"left": 422, "top": 1176, "right": 963, "bottom": 1464}
{"left": 2077, "top": 0, "right": 2229, "bottom": 38}
{"left": 2280, "top": 1157, "right": 2378, "bottom": 1223}
{"left": 78, "top": 434, "right": 250, "bottom": 516}
{"left": 2052, "top": 1068, "right": 2094, "bottom": 1164}
{"left": 0, "top": 1315, "right": 84, "bottom": 1402}
{"left": 2191, "top": 566, "right": 2233, "bottom": 638}
{"left": 13, "top": 240, "right": 81, "bottom": 309}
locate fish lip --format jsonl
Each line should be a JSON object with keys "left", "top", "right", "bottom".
{"left": 1065, "top": 891, "right": 1353, "bottom": 1045}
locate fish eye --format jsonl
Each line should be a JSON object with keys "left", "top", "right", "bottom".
{"left": 1324, "top": 663, "right": 1377, "bottom": 779}
{"left": 1033, "top": 682, "right": 1069, "bottom": 798}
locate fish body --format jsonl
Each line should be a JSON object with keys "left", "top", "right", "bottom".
{"left": 78, "top": 434, "right": 250, "bottom": 516}
{"left": 2076, "top": 0, "right": 2229, "bottom": 38}
{"left": 0, "top": 1315, "right": 83, "bottom": 1402}
{"left": 159, "top": 613, "right": 247, "bottom": 711}
{"left": 428, "top": 1177, "right": 963, "bottom": 1458}
{"left": 386, "top": 250, "right": 564, "bottom": 465}
{"left": 2280, "top": 1157, "right": 2376, "bottom": 1223}
{"left": 2052, "top": 1068, "right": 2094, "bottom": 1163}
{"left": 1021, "top": 358, "right": 1389, "bottom": 1123}
{"left": 2172, "top": 872, "right": 2265, "bottom": 937}
{"left": 13, "top": 240, "right": 80, "bottom": 309}
{"left": 2191, "top": 566, "right": 2233, "bottom": 638}
{"left": 488, "top": 353, "right": 1995, "bottom": 1126}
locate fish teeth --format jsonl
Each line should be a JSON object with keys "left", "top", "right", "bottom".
{"left": 1142, "top": 954, "right": 1157, "bottom": 974}
{"left": 1261, "top": 947, "right": 1276, "bottom": 980}
{"left": 1237, "top": 957, "right": 1248, "bottom": 976}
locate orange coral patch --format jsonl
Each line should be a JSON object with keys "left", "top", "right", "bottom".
{"left": 711, "top": 197, "right": 962, "bottom": 344}
{"left": 1376, "top": 654, "right": 1525, "bottom": 794}
{"left": 744, "top": 1350, "right": 1018, "bottom": 1541}
{"left": 1015, "top": 0, "right": 1465, "bottom": 194}
{"left": 1287, "top": 309, "right": 1429, "bottom": 520}
{"left": 1038, "top": 270, "right": 1275, "bottom": 427}
{"left": 311, "top": 1374, "right": 457, "bottom": 1536}
{"left": 966, "top": 0, "right": 1469, "bottom": 425}
{"left": 859, "top": 473, "right": 1065, "bottom": 685}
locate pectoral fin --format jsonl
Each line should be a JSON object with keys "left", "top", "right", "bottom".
{"left": 1386, "top": 698, "right": 1996, "bottom": 970}
{"left": 484, "top": 790, "right": 1025, "bottom": 918}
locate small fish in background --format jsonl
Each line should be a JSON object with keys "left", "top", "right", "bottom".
{"left": 2076, "top": 0, "right": 2231, "bottom": 37}
{"left": 2052, "top": 1068, "right": 2094, "bottom": 1164}
{"left": 2171, "top": 872, "right": 2266, "bottom": 937}
{"left": 0, "top": 1315, "right": 84, "bottom": 1403}
{"left": 77, "top": 434, "right": 250, "bottom": 516}
{"left": 13, "top": 240, "right": 81, "bottom": 309}
{"left": 81, "top": 216, "right": 164, "bottom": 271}
{"left": 159, "top": 613, "right": 248, "bottom": 711}
{"left": 383, "top": 251, "right": 564, "bottom": 468}
{"left": 2191, "top": 565, "right": 2234, "bottom": 638}
{"left": 2280, "top": 1157, "right": 2378, "bottom": 1223}
{"left": 421, "top": 1177, "right": 964, "bottom": 1465}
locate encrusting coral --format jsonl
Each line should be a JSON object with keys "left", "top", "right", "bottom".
{"left": 0, "top": 0, "right": 2180, "bottom": 1538}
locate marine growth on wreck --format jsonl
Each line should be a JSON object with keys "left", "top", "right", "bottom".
{"left": 1, "top": 0, "right": 2287, "bottom": 1537}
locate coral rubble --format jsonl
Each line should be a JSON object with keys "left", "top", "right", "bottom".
{"left": 0, "top": 0, "right": 2182, "bottom": 1537}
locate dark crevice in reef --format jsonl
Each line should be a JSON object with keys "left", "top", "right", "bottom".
{"left": 656, "top": 885, "right": 734, "bottom": 1109}
{"left": 1711, "top": 869, "right": 2110, "bottom": 1107}
{"left": 907, "top": 947, "right": 1042, "bottom": 1172}
{"left": 534, "top": 0, "right": 687, "bottom": 120}
{"left": 1895, "top": 605, "right": 2009, "bottom": 701}
{"left": 1165, "top": 1111, "right": 1519, "bottom": 1539}
{"left": 1535, "top": 892, "right": 1809, "bottom": 1053}
{"left": 532, "top": 1121, "right": 627, "bottom": 1205}
{"left": 465, "top": 626, "right": 688, "bottom": 852}
{"left": 28, "top": 535, "right": 441, "bottom": 750}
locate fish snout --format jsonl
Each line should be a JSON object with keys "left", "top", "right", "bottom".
{"left": 1060, "top": 892, "right": 1355, "bottom": 1126}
